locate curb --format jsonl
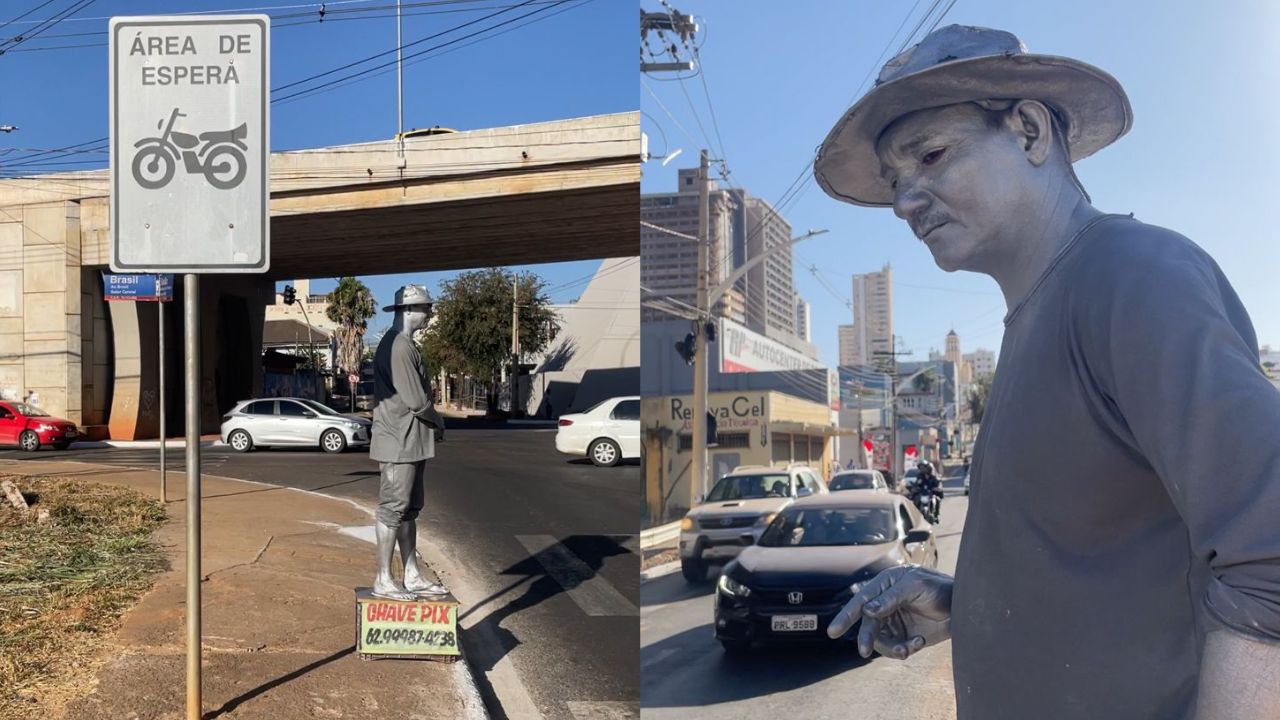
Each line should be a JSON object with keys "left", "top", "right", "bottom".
{"left": 640, "top": 560, "right": 681, "bottom": 584}
{"left": 4, "top": 459, "right": 491, "bottom": 720}
{"left": 506, "top": 420, "right": 558, "bottom": 427}
{"left": 71, "top": 439, "right": 220, "bottom": 449}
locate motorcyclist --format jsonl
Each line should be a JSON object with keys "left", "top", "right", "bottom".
{"left": 914, "top": 461, "right": 944, "bottom": 522}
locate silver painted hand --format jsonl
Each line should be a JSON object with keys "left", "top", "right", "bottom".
{"left": 827, "top": 565, "right": 953, "bottom": 659}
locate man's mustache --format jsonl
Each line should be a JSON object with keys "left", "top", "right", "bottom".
{"left": 910, "top": 212, "right": 950, "bottom": 240}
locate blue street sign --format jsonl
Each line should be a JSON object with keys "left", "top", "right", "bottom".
{"left": 103, "top": 273, "right": 174, "bottom": 301}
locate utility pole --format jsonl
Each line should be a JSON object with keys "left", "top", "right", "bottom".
{"left": 511, "top": 274, "right": 520, "bottom": 416}
{"left": 691, "top": 149, "right": 710, "bottom": 507}
{"left": 640, "top": 8, "right": 698, "bottom": 72}
{"left": 396, "top": 0, "right": 406, "bottom": 170}
{"left": 875, "top": 336, "right": 912, "bottom": 480}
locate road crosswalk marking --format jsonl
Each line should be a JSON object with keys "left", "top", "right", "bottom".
{"left": 566, "top": 701, "right": 639, "bottom": 719}
{"left": 515, "top": 534, "right": 639, "bottom": 617}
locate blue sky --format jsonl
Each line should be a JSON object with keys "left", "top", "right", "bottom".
{"left": 0, "top": 0, "right": 635, "bottom": 327}
{"left": 640, "top": 0, "right": 1280, "bottom": 366}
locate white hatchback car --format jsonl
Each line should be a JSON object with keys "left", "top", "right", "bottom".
{"left": 555, "top": 396, "right": 640, "bottom": 467}
{"left": 221, "top": 398, "right": 370, "bottom": 453}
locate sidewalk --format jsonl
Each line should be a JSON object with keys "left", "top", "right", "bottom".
{"left": 0, "top": 459, "right": 486, "bottom": 720}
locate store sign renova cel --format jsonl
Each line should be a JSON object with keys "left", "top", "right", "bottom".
{"left": 670, "top": 395, "right": 768, "bottom": 430}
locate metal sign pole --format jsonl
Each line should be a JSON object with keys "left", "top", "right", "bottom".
{"left": 184, "top": 274, "right": 202, "bottom": 719}
{"left": 159, "top": 298, "right": 166, "bottom": 502}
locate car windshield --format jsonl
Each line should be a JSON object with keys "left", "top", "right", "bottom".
{"left": 758, "top": 507, "right": 898, "bottom": 547}
{"left": 11, "top": 403, "right": 49, "bottom": 417}
{"left": 301, "top": 399, "right": 340, "bottom": 416}
{"left": 829, "top": 472, "right": 876, "bottom": 491}
{"left": 705, "top": 474, "right": 791, "bottom": 502}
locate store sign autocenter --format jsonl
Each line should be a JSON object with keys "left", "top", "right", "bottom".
{"left": 671, "top": 395, "right": 768, "bottom": 431}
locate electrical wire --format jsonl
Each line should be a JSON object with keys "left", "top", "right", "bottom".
{"left": 0, "top": 0, "right": 61, "bottom": 33}
{"left": 273, "top": 0, "right": 538, "bottom": 93}
{"left": 271, "top": 0, "right": 572, "bottom": 103}
{"left": 0, "top": 0, "right": 96, "bottom": 53}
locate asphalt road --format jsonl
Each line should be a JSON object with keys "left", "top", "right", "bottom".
{"left": 0, "top": 420, "right": 640, "bottom": 720}
{"left": 639, "top": 476, "right": 968, "bottom": 720}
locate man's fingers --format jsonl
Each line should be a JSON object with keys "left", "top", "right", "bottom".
{"left": 857, "top": 615, "right": 879, "bottom": 658}
{"left": 862, "top": 579, "right": 919, "bottom": 619}
{"left": 827, "top": 592, "right": 872, "bottom": 638}
{"left": 826, "top": 568, "right": 904, "bottom": 639}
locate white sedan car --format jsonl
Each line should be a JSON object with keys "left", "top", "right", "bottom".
{"left": 555, "top": 396, "right": 640, "bottom": 467}
{"left": 221, "top": 397, "right": 370, "bottom": 453}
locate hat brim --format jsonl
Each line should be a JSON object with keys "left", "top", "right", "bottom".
{"left": 381, "top": 302, "right": 433, "bottom": 312}
{"left": 814, "top": 53, "right": 1132, "bottom": 207}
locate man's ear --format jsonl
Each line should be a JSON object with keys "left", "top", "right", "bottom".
{"left": 1010, "top": 100, "right": 1056, "bottom": 167}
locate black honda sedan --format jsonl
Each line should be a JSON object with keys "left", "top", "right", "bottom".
{"left": 713, "top": 491, "right": 938, "bottom": 653}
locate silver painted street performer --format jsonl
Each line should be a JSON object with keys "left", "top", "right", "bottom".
{"left": 817, "top": 25, "right": 1280, "bottom": 719}
{"left": 369, "top": 284, "right": 449, "bottom": 601}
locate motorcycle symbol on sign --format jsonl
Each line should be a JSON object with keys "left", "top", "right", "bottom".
{"left": 132, "top": 108, "right": 248, "bottom": 190}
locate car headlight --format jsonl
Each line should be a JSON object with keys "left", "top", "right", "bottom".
{"left": 680, "top": 516, "right": 696, "bottom": 531}
{"left": 717, "top": 574, "right": 752, "bottom": 598}
{"left": 36, "top": 423, "right": 56, "bottom": 432}
{"left": 753, "top": 512, "right": 778, "bottom": 528}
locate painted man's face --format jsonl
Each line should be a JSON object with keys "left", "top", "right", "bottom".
{"left": 875, "top": 103, "right": 1032, "bottom": 273}
{"left": 403, "top": 306, "right": 432, "bottom": 333}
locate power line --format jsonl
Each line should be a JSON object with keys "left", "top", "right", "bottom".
{"left": 272, "top": 0, "right": 538, "bottom": 93}
{"left": 0, "top": 0, "right": 97, "bottom": 53}
{"left": 271, "top": 0, "right": 571, "bottom": 103}
{"left": 0, "top": 0, "right": 61, "bottom": 32}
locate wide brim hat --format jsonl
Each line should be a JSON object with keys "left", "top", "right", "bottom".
{"left": 382, "top": 284, "right": 433, "bottom": 312}
{"left": 815, "top": 25, "right": 1133, "bottom": 207}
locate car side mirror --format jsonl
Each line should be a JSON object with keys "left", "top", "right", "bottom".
{"left": 302, "top": 410, "right": 316, "bottom": 418}
{"left": 796, "top": 486, "right": 813, "bottom": 498}
{"left": 905, "top": 529, "right": 932, "bottom": 545}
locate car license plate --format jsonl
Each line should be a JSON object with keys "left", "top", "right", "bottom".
{"left": 64, "top": 429, "right": 76, "bottom": 437}
{"left": 771, "top": 615, "right": 817, "bottom": 632}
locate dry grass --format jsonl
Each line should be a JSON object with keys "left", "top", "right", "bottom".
{"left": 0, "top": 475, "right": 166, "bottom": 719}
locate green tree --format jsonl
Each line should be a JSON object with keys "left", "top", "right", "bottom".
{"left": 325, "top": 277, "right": 377, "bottom": 378}
{"left": 967, "top": 374, "right": 992, "bottom": 426}
{"left": 420, "top": 268, "right": 560, "bottom": 411}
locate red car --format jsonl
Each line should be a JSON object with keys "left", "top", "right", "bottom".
{"left": 0, "top": 401, "right": 79, "bottom": 451}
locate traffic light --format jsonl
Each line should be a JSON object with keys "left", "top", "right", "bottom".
{"left": 706, "top": 411, "right": 719, "bottom": 448}
{"left": 704, "top": 321, "right": 716, "bottom": 344}
{"left": 675, "top": 332, "right": 696, "bottom": 365}
{"left": 283, "top": 285, "right": 296, "bottom": 305}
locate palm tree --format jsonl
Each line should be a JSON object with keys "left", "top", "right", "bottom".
{"left": 325, "top": 277, "right": 377, "bottom": 380}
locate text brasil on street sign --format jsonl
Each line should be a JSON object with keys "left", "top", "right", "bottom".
{"left": 103, "top": 273, "right": 174, "bottom": 301}
{"left": 110, "top": 15, "right": 270, "bottom": 274}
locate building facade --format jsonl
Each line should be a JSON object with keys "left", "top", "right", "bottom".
{"left": 641, "top": 389, "right": 847, "bottom": 525}
{"left": 849, "top": 264, "right": 893, "bottom": 366}
{"left": 641, "top": 169, "right": 810, "bottom": 355}
{"left": 838, "top": 324, "right": 858, "bottom": 366}
{"left": 795, "top": 294, "right": 811, "bottom": 343}
{"left": 964, "top": 348, "right": 996, "bottom": 378}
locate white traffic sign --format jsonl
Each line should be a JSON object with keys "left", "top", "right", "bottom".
{"left": 110, "top": 15, "right": 270, "bottom": 273}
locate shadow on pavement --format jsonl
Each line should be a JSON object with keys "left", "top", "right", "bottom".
{"left": 640, "top": 623, "right": 869, "bottom": 709}
{"left": 203, "top": 645, "right": 354, "bottom": 719}
{"left": 458, "top": 534, "right": 633, "bottom": 714}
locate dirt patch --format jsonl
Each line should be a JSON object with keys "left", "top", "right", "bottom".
{"left": 0, "top": 475, "right": 167, "bottom": 720}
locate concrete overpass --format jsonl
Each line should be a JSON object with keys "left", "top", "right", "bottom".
{"left": 0, "top": 112, "right": 639, "bottom": 439}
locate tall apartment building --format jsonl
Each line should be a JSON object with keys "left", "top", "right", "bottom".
{"left": 639, "top": 170, "right": 743, "bottom": 324}
{"left": 964, "top": 348, "right": 996, "bottom": 378}
{"left": 838, "top": 324, "right": 858, "bottom": 366}
{"left": 849, "top": 264, "right": 893, "bottom": 366}
{"left": 642, "top": 169, "right": 812, "bottom": 358}
{"left": 795, "top": 294, "right": 811, "bottom": 343}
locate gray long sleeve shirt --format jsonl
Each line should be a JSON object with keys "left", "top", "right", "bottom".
{"left": 370, "top": 329, "right": 442, "bottom": 463}
{"left": 952, "top": 215, "right": 1280, "bottom": 719}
